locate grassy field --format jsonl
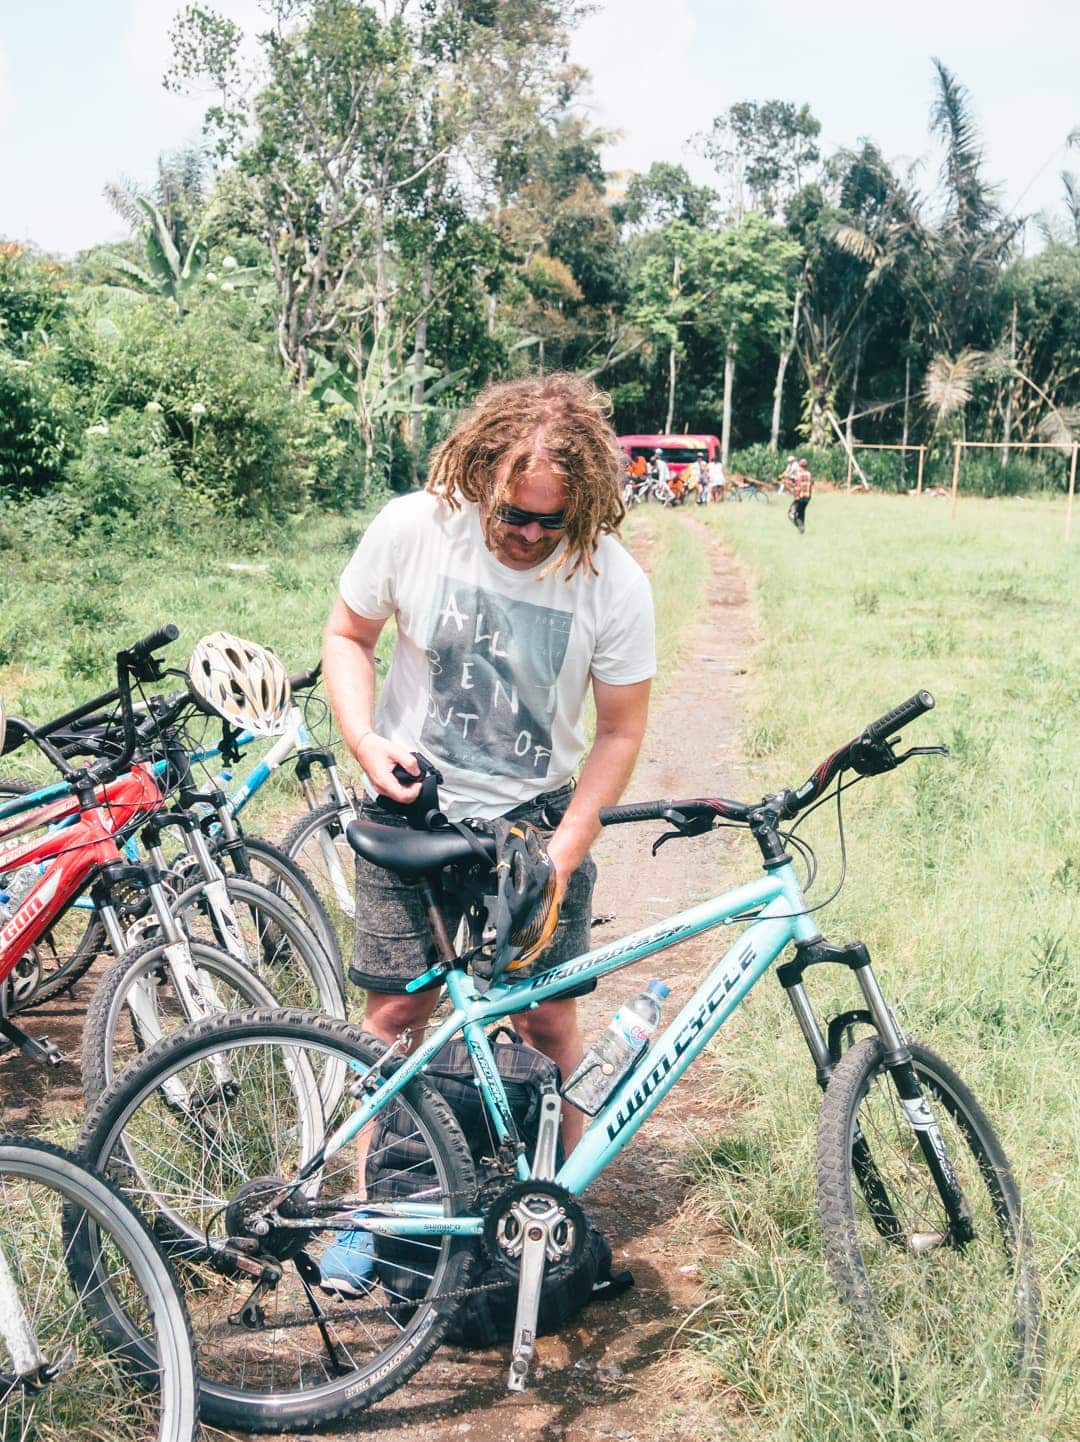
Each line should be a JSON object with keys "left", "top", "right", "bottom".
{"left": 2, "top": 493, "right": 1075, "bottom": 1438}
{"left": 667, "top": 492, "right": 1078, "bottom": 1441}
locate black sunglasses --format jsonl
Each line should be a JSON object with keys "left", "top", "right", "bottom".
{"left": 494, "top": 504, "right": 568, "bottom": 531}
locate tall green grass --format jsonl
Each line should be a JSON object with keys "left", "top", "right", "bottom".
{"left": 671, "top": 493, "right": 1078, "bottom": 1440}
{"left": 0, "top": 509, "right": 389, "bottom": 827}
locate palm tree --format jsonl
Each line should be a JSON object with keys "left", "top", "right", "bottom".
{"left": 927, "top": 58, "right": 1018, "bottom": 353}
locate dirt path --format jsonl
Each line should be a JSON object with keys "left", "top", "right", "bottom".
{"left": 0, "top": 521, "right": 761, "bottom": 1442}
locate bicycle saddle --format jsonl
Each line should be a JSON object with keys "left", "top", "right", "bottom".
{"left": 346, "top": 820, "right": 495, "bottom": 878}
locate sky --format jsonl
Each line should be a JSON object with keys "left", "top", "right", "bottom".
{"left": 1, "top": 0, "right": 1078, "bottom": 256}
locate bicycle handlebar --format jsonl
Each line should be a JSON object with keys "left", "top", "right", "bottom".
{"left": 289, "top": 662, "right": 322, "bottom": 692}
{"left": 600, "top": 691, "right": 937, "bottom": 832}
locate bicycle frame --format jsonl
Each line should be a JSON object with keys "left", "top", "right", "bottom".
{"left": 0, "top": 700, "right": 347, "bottom": 833}
{"left": 0, "top": 767, "right": 163, "bottom": 983}
{"left": 310, "top": 859, "right": 822, "bottom": 1237}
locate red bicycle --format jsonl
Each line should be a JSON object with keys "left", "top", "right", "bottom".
{"left": 0, "top": 627, "right": 272, "bottom": 1073}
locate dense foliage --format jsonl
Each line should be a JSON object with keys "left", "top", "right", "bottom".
{"left": 3, "top": 2, "right": 1079, "bottom": 531}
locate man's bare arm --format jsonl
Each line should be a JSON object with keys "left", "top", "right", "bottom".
{"left": 545, "top": 676, "right": 652, "bottom": 890}
{"left": 322, "top": 597, "right": 420, "bottom": 803}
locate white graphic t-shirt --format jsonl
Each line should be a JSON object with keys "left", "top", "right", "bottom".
{"left": 339, "top": 490, "right": 656, "bottom": 820}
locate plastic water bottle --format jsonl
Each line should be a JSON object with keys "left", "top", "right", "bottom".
{"left": 561, "top": 979, "right": 671, "bottom": 1116}
{"left": 0, "top": 864, "right": 42, "bottom": 922}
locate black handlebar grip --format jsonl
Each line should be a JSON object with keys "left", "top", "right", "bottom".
{"left": 864, "top": 690, "right": 935, "bottom": 741}
{"left": 289, "top": 662, "right": 321, "bottom": 691}
{"left": 125, "top": 624, "right": 180, "bottom": 661}
{"left": 598, "top": 800, "right": 674, "bottom": 826}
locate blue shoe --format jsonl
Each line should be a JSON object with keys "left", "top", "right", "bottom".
{"left": 319, "top": 1227, "right": 375, "bottom": 1298}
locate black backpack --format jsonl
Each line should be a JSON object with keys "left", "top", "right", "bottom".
{"left": 366, "top": 1027, "right": 633, "bottom": 1348}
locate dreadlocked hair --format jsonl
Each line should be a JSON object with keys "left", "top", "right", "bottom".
{"left": 425, "top": 373, "right": 625, "bottom": 579}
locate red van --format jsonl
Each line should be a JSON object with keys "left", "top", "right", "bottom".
{"left": 618, "top": 433, "right": 720, "bottom": 477}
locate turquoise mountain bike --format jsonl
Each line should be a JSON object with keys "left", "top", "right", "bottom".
{"left": 74, "top": 691, "right": 1042, "bottom": 1433}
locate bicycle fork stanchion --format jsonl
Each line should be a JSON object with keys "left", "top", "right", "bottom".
{"left": 507, "top": 1087, "right": 562, "bottom": 1392}
{"left": 781, "top": 936, "right": 977, "bottom": 1249}
{"left": 0, "top": 1239, "right": 58, "bottom": 1386}
{"left": 855, "top": 962, "right": 975, "bottom": 1246}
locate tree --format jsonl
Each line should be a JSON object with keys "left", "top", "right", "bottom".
{"left": 700, "top": 100, "right": 821, "bottom": 220}
{"left": 626, "top": 215, "right": 796, "bottom": 446}
{"left": 104, "top": 148, "right": 210, "bottom": 262}
{"left": 168, "top": 2, "right": 435, "bottom": 385}
{"left": 617, "top": 162, "right": 718, "bottom": 230}
{"left": 709, "top": 216, "right": 800, "bottom": 459}
{"left": 628, "top": 220, "right": 718, "bottom": 432}
{"left": 927, "top": 57, "right": 1016, "bottom": 355}
{"left": 96, "top": 195, "right": 210, "bottom": 312}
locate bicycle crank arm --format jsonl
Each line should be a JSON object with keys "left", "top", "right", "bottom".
{"left": 507, "top": 1214, "right": 548, "bottom": 1392}
{"left": 506, "top": 1088, "right": 564, "bottom": 1396}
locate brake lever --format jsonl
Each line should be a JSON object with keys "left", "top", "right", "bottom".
{"left": 650, "top": 807, "right": 715, "bottom": 856}
{"left": 896, "top": 744, "right": 949, "bottom": 762}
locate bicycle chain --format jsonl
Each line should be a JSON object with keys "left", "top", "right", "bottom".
{"left": 235, "top": 1173, "right": 527, "bottom": 1332}
{"left": 248, "top": 1262, "right": 518, "bottom": 1333}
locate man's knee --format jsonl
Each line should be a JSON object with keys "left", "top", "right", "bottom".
{"left": 363, "top": 988, "right": 438, "bottom": 1043}
{"left": 514, "top": 998, "right": 580, "bottom": 1051}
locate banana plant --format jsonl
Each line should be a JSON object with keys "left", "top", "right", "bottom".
{"left": 103, "top": 197, "right": 211, "bottom": 312}
{"left": 311, "top": 335, "right": 467, "bottom": 490}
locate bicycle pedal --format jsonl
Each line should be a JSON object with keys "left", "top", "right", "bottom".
{"left": 0, "top": 1019, "right": 67, "bottom": 1068}
{"left": 24, "top": 1036, "right": 66, "bottom": 1068}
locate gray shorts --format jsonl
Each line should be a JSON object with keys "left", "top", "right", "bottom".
{"left": 349, "top": 782, "right": 597, "bottom": 997}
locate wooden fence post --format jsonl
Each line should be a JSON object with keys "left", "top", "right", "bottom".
{"left": 1067, "top": 444, "right": 1077, "bottom": 543}
{"left": 949, "top": 441, "right": 962, "bottom": 531}
{"left": 916, "top": 446, "right": 925, "bottom": 496}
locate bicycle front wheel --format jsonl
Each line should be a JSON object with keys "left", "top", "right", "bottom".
{"left": 81, "top": 937, "right": 280, "bottom": 1105}
{"left": 816, "top": 1036, "right": 1041, "bottom": 1393}
{"left": 78, "top": 1009, "right": 478, "bottom": 1434}
{"left": 172, "top": 875, "right": 345, "bottom": 1019}
{"left": 0, "top": 1135, "right": 197, "bottom": 1442}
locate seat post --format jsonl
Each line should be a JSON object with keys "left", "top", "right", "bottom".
{"left": 416, "top": 877, "right": 457, "bottom": 964}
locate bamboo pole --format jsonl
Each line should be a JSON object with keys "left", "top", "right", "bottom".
{"left": 916, "top": 446, "right": 925, "bottom": 496}
{"left": 950, "top": 441, "right": 962, "bottom": 531}
{"left": 1067, "top": 444, "right": 1077, "bottom": 543}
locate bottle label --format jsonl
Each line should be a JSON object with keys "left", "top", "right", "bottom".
{"left": 612, "top": 1008, "right": 651, "bottom": 1048}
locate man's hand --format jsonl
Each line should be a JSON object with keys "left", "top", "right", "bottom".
{"left": 354, "top": 733, "right": 422, "bottom": 804}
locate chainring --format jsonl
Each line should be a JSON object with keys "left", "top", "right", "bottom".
{"left": 481, "top": 1178, "right": 587, "bottom": 1279}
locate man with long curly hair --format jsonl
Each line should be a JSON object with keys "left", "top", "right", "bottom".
{"left": 322, "top": 374, "right": 654, "bottom": 1196}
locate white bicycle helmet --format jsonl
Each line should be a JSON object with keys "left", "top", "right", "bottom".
{"left": 187, "top": 632, "right": 292, "bottom": 736}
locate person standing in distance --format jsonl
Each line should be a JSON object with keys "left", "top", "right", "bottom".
{"left": 790, "top": 457, "right": 813, "bottom": 532}
{"left": 323, "top": 373, "right": 656, "bottom": 1147}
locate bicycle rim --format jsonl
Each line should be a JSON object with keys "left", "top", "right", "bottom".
{"left": 0, "top": 1136, "right": 197, "bottom": 1442}
{"left": 817, "top": 1037, "right": 1042, "bottom": 1396}
{"left": 78, "top": 1009, "right": 477, "bottom": 1433}
{"left": 172, "top": 876, "right": 344, "bottom": 1019}
{"left": 80, "top": 938, "right": 281, "bottom": 1106}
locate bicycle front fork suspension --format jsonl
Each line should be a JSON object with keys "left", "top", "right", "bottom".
{"left": 780, "top": 938, "right": 976, "bottom": 1245}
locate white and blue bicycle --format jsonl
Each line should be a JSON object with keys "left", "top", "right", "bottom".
{"left": 74, "top": 691, "right": 1042, "bottom": 1433}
